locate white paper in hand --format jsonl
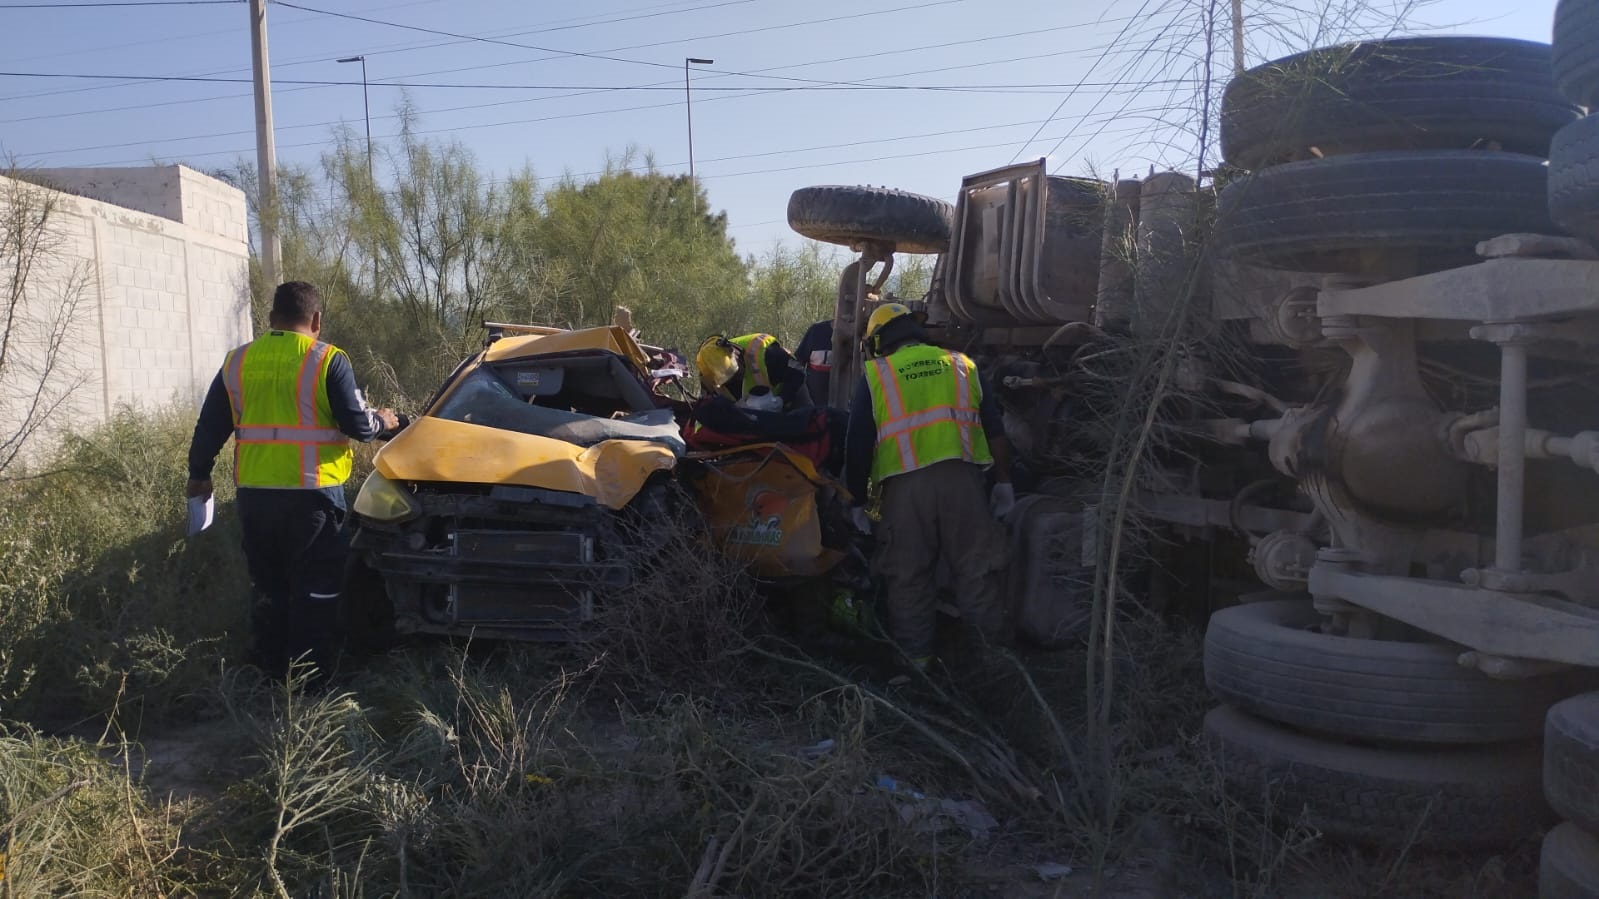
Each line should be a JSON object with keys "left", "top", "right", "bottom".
{"left": 186, "top": 495, "right": 215, "bottom": 537}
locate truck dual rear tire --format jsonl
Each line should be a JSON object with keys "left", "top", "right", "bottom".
{"left": 1213, "top": 150, "right": 1557, "bottom": 274}
{"left": 1205, "top": 599, "right": 1584, "bottom": 744}
{"left": 1541, "top": 822, "right": 1599, "bottom": 899}
{"left": 1547, "top": 692, "right": 1599, "bottom": 834}
{"left": 1554, "top": 0, "right": 1599, "bottom": 107}
{"left": 1205, "top": 704, "right": 1548, "bottom": 848}
{"left": 1548, "top": 114, "right": 1599, "bottom": 244}
{"left": 1221, "top": 37, "right": 1576, "bottom": 170}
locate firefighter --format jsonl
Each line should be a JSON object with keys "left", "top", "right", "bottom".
{"left": 696, "top": 332, "right": 811, "bottom": 410}
{"left": 186, "top": 281, "right": 403, "bottom": 683}
{"left": 843, "top": 303, "right": 1015, "bottom": 669}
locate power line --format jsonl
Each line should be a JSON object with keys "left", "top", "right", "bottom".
{"left": 76, "top": 96, "right": 1171, "bottom": 170}
{"left": 0, "top": 69, "right": 1148, "bottom": 92}
{"left": 0, "top": 11, "right": 1140, "bottom": 124}
{"left": 30, "top": 39, "right": 1194, "bottom": 162}
{"left": 1042, "top": 0, "right": 1210, "bottom": 169}
{"left": 11, "top": 12, "right": 1180, "bottom": 165}
{"left": 275, "top": 0, "right": 992, "bottom": 93}
{"left": 48, "top": 116, "right": 1057, "bottom": 168}
{"left": 351, "top": 0, "right": 975, "bottom": 88}
{"left": 1008, "top": 0, "right": 1164, "bottom": 163}
{"left": 6, "top": 0, "right": 442, "bottom": 65}
{"left": 0, "top": 0, "right": 743, "bottom": 102}
{"left": 351, "top": 0, "right": 762, "bottom": 58}
{"left": 0, "top": 0, "right": 236, "bottom": 6}
{"left": 270, "top": 0, "right": 721, "bottom": 75}
{"left": 38, "top": 75, "right": 1190, "bottom": 163}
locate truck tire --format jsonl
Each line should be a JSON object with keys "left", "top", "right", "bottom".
{"left": 1213, "top": 150, "right": 1557, "bottom": 275}
{"left": 1554, "top": 0, "right": 1599, "bottom": 106}
{"left": 1546, "top": 692, "right": 1599, "bottom": 833}
{"left": 1542, "top": 823, "right": 1599, "bottom": 899}
{"left": 1222, "top": 37, "right": 1576, "bottom": 170}
{"left": 1205, "top": 704, "right": 1549, "bottom": 848}
{"left": 1205, "top": 599, "right": 1582, "bottom": 744}
{"left": 787, "top": 185, "right": 953, "bottom": 255}
{"left": 1548, "top": 115, "right": 1599, "bottom": 244}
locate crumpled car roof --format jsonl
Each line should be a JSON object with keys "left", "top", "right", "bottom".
{"left": 483, "top": 325, "right": 652, "bottom": 372}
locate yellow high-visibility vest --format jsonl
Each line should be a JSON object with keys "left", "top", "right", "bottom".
{"left": 221, "top": 331, "right": 353, "bottom": 489}
{"left": 863, "top": 343, "right": 991, "bottom": 484}
{"left": 729, "top": 333, "right": 779, "bottom": 396}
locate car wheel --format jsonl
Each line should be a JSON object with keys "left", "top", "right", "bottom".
{"left": 787, "top": 185, "right": 954, "bottom": 255}
{"left": 1205, "top": 599, "right": 1586, "bottom": 744}
{"left": 1555, "top": 0, "right": 1599, "bottom": 107}
{"left": 1221, "top": 36, "right": 1576, "bottom": 170}
{"left": 1213, "top": 150, "right": 1557, "bottom": 275}
{"left": 1205, "top": 704, "right": 1549, "bottom": 848}
{"left": 1547, "top": 692, "right": 1599, "bottom": 833}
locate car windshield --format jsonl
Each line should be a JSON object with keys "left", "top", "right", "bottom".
{"left": 432, "top": 358, "right": 685, "bottom": 455}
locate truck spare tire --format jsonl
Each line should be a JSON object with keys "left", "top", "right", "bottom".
{"left": 787, "top": 185, "right": 954, "bottom": 255}
{"left": 1212, "top": 150, "right": 1558, "bottom": 275}
{"left": 1221, "top": 36, "right": 1576, "bottom": 170}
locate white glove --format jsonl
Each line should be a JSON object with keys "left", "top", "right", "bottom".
{"left": 990, "top": 483, "right": 1016, "bottom": 520}
{"left": 850, "top": 507, "right": 873, "bottom": 534}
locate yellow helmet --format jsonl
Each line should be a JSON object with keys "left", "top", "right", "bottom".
{"left": 696, "top": 335, "right": 740, "bottom": 390}
{"left": 864, "top": 303, "right": 926, "bottom": 357}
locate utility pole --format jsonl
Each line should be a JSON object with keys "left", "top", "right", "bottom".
{"left": 684, "top": 57, "right": 714, "bottom": 183}
{"left": 249, "top": 0, "right": 281, "bottom": 287}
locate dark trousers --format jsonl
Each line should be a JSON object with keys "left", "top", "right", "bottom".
{"left": 236, "top": 488, "right": 349, "bottom": 680}
{"left": 876, "top": 460, "right": 1012, "bottom": 658}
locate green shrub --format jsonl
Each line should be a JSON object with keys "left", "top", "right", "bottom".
{"left": 0, "top": 407, "right": 250, "bottom": 726}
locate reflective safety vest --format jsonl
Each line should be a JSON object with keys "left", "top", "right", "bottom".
{"left": 863, "top": 343, "right": 991, "bottom": 484}
{"left": 729, "top": 333, "right": 779, "bottom": 397}
{"left": 221, "top": 331, "right": 353, "bottom": 489}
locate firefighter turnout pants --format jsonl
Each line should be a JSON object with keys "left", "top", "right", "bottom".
{"left": 237, "top": 488, "right": 349, "bottom": 680}
{"left": 875, "top": 459, "right": 1011, "bottom": 658}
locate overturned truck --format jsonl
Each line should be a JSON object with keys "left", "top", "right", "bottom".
{"left": 789, "top": 30, "right": 1599, "bottom": 883}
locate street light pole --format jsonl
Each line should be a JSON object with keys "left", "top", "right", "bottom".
{"left": 337, "top": 55, "right": 377, "bottom": 299}
{"left": 337, "top": 55, "right": 372, "bottom": 181}
{"left": 684, "top": 57, "right": 714, "bottom": 183}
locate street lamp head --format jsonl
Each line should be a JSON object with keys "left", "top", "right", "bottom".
{"left": 337, "top": 56, "right": 365, "bottom": 64}
{"left": 686, "top": 57, "right": 714, "bottom": 65}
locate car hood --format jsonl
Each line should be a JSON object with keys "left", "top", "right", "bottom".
{"left": 373, "top": 415, "right": 677, "bottom": 509}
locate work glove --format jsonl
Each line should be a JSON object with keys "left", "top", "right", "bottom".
{"left": 990, "top": 483, "right": 1016, "bottom": 520}
{"left": 850, "top": 507, "right": 873, "bottom": 535}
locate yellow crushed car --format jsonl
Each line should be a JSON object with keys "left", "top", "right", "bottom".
{"left": 346, "top": 323, "right": 854, "bottom": 643}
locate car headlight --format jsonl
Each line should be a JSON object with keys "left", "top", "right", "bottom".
{"left": 354, "top": 473, "right": 421, "bottom": 523}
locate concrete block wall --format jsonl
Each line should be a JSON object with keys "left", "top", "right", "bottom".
{"left": 0, "top": 166, "right": 252, "bottom": 466}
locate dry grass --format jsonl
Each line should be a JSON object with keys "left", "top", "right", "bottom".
{"left": 0, "top": 408, "right": 1546, "bottom": 899}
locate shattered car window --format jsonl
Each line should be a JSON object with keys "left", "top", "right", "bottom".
{"left": 433, "top": 363, "right": 686, "bottom": 455}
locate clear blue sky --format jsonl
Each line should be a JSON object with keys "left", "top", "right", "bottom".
{"left": 0, "top": 0, "right": 1558, "bottom": 253}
